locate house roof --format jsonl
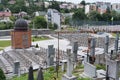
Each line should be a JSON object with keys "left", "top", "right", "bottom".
{"left": 0, "top": 12, "right": 11, "bottom": 17}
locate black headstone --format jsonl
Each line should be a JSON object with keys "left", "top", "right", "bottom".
{"left": 28, "top": 66, "right": 34, "bottom": 80}
{"left": 37, "top": 67, "right": 44, "bottom": 80}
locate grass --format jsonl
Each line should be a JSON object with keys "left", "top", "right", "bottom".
{"left": 73, "top": 64, "right": 84, "bottom": 77}
{"left": 0, "top": 40, "right": 11, "bottom": 47}
{"left": 62, "top": 27, "right": 77, "bottom": 32}
{"left": 11, "top": 66, "right": 65, "bottom": 80}
{"left": 111, "top": 33, "right": 120, "bottom": 37}
{"left": 32, "top": 36, "right": 50, "bottom": 42}
{"left": 10, "top": 71, "right": 37, "bottom": 80}
{"left": 111, "top": 33, "right": 116, "bottom": 37}
{"left": 0, "top": 36, "right": 50, "bottom": 51}
{"left": 10, "top": 65, "right": 91, "bottom": 80}
{"left": 95, "top": 64, "right": 106, "bottom": 70}
{"left": 77, "top": 77, "right": 91, "bottom": 80}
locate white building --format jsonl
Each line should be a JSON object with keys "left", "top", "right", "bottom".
{"left": 85, "top": 5, "right": 90, "bottom": 14}
{"left": 76, "top": 4, "right": 84, "bottom": 9}
{"left": 47, "top": 9, "right": 61, "bottom": 30}
{"left": 60, "top": 3, "right": 76, "bottom": 10}
{"left": 112, "top": 3, "right": 120, "bottom": 13}
{"left": 85, "top": 4, "right": 97, "bottom": 14}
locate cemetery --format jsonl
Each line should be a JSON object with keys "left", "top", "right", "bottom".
{"left": 0, "top": 18, "right": 120, "bottom": 80}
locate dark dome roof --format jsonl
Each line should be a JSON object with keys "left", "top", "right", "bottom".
{"left": 14, "top": 19, "right": 28, "bottom": 30}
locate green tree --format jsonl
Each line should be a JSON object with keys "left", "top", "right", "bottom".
{"left": 80, "top": 0, "right": 86, "bottom": 6}
{"left": 8, "top": 0, "right": 27, "bottom": 13}
{"left": 26, "top": 5, "right": 40, "bottom": 15}
{"left": 1, "top": 0, "right": 8, "bottom": 6}
{"left": 88, "top": 11, "right": 102, "bottom": 21}
{"left": 49, "top": 1, "right": 60, "bottom": 11}
{"left": 72, "top": 9, "right": 86, "bottom": 20}
{"left": 60, "top": 9, "right": 70, "bottom": 13}
{"left": 106, "top": 7, "right": 111, "bottom": 13}
{"left": 10, "top": 16, "right": 16, "bottom": 22}
{"left": 0, "top": 4, "right": 4, "bottom": 11}
{"left": 33, "top": 16, "right": 47, "bottom": 29}
{"left": 0, "top": 68, "right": 6, "bottom": 80}
{"left": 102, "top": 13, "right": 111, "bottom": 21}
{"left": 80, "top": 0, "right": 86, "bottom": 12}
{"left": 48, "top": 22, "right": 58, "bottom": 30}
{"left": 110, "top": 10, "right": 120, "bottom": 21}
{"left": 42, "top": 0, "right": 45, "bottom": 11}
{"left": 65, "top": 17, "right": 70, "bottom": 25}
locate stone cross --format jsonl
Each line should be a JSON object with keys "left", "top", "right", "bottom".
{"left": 47, "top": 45, "right": 55, "bottom": 66}
{"left": 104, "top": 36, "right": 109, "bottom": 54}
{"left": 72, "top": 42, "right": 78, "bottom": 62}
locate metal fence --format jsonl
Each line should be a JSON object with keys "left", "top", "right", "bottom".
{"left": 69, "top": 20, "right": 120, "bottom": 26}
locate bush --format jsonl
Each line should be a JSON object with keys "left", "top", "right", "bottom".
{"left": 35, "top": 43, "right": 39, "bottom": 48}
{"left": 0, "top": 68, "right": 6, "bottom": 80}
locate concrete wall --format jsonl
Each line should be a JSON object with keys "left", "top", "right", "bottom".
{"left": 0, "top": 29, "right": 54, "bottom": 36}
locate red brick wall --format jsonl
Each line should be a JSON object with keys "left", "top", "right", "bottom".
{"left": 11, "top": 30, "right": 31, "bottom": 49}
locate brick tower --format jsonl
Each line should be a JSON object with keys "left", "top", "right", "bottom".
{"left": 11, "top": 19, "right": 31, "bottom": 49}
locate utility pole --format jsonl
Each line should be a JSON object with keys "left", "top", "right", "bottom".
{"left": 56, "top": 31, "right": 59, "bottom": 77}
{"left": 42, "top": 0, "right": 45, "bottom": 11}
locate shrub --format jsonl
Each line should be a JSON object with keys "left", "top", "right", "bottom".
{"left": 35, "top": 43, "right": 39, "bottom": 48}
{"left": 0, "top": 68, "right": 6, "bottom": 80}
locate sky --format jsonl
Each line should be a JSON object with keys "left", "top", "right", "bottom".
{"left": 55, "top": 0, "right": 120, "bottom": 4}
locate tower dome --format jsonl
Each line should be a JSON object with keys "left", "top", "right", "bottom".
{"left": 14, "top": 19, "right": 28, "bottom": 31}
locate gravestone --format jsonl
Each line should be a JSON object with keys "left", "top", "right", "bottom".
{"left": 116, "top": 32, "right": 119, "bottom": 40}
{"left": 83, "top": 62, "right": 97, "bottom": 78}
{"left": 72, "top": 42, "right": 78, "bottom": 62}
{"left": 104, "top": 36, "right": 109, "bottom": 54}
{"left": 13, "top": 61, "right": 20, "bottom": 74}
{"left": 47, "top": 45, "right": 55, "bottom": 66}
{"left": 106, "top": 59, "right": 120, "bottom": 80}
{"left": 114, "top": 33, "right": 119, "bottom": 52}
{"left": 95, "top": 54, "right": 106, "bottom": 65}
{"left": 28, "top": 66, "right": 34, "bottom": 80}
{"left": 115, "top": 39, "right": 119, "bottom": 52}
{"left": 90, "top": 38, "right": 96, "bottom": 56}
{"left": 62, "top": 49, "right": 77, "bottom": 80}
{"left": 37, "top": 67, "right": 44, "bottom": 80}
{"left": 61, "top": 60, "right": 67, "bottom": 72}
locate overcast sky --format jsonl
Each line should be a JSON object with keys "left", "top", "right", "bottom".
{"left": 55, "top": 0, "right": 120, "bottom": 4}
